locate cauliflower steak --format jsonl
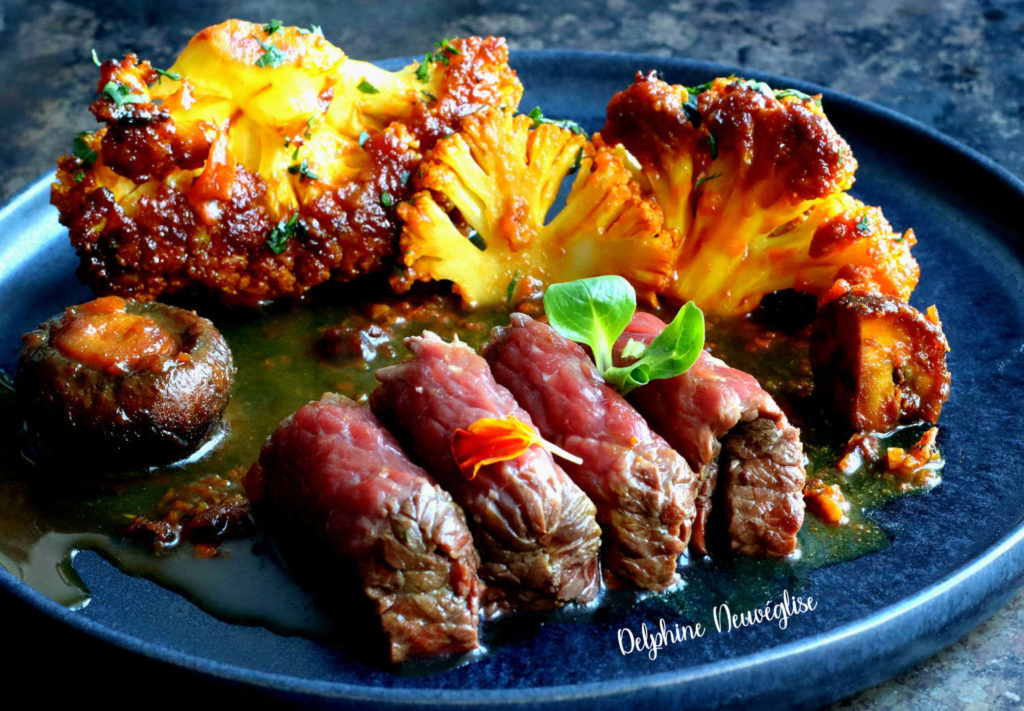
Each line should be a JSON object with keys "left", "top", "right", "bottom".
{"left": 52, "top": 21, "right": 522, "bottom": 305}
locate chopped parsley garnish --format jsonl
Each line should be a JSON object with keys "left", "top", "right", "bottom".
{"left": 507, "top": 270, "right": 520, "bottom": 303}
{"left": 291, "top": 144, "right": 300, "bottom": 160}
{"left": 357, "top": 79, "right": 379, "bottom": 94}
{"left": 154, "top": 67, "right": 182, "bottom": 81}
{"left": 695, "top": 172, "right": 722, "bottom": 187}
{"left": 526, "top": 107, "right": 587, "bottom": 136}
{"left": 434, "top": 39, "right": 461, "bottom": 63}
{"left": 685, "top": 79, "right": 714, "bottom": 94}
{"left": 380, "top": 190, "right": 395, "bottom": 207}
{"left": 90, "top": 48, "right": 101, "bottom": 67}
{"left": 298, "top": 24, "right": 324, "bottom": 37}
{"left": 263, "top": 19, "right": 283, "bottom": 35}
{"left": 255, "top": 41, "right": 285, "bottom": 68}
{"left": 415, "top": 53, "right": 431, "bottom": 82}
{"left": 102, "top": 81, "right": 146, "bottom": 108}
{"left": 466, "top": 229, "right": 486, "bottom": 251}
{"left": 731, "top": 79, "right": 822, "bottom": 106}
{"left": 681, "top": 94, "right": 702, "bottom": 128}
{"left": 733, "top": 79, "right": 774, "bottom": 97}
{"left": 708, "top": 132, "right": 718, "bottom": 159}
{"left": 358, "top": 130, "right": 370, "bottom": 147}
{"left": 568, "top": 146, "right": 584, "bottom": 174}
{"left": 774, "top": 88, "right": 822, "bottom": 106}
{"left": 420, "top": 90, "right": 437, "bottom": 103}
{"left": 71, "top": 131, "right": 96, "bottom": 180}
{"left": 288, "top": 159, "right": 319, "bottom": 181}
{"left": 72, "top": 132, "right": 98, "bottom": 164}
{"left": 400, "top": 170, "right": 411, "bottom": 186}
{"left": 856, "top": 214, "right": 872, "bottom": 234}
{"left": 267, "top": 214, "right": 302, "bottom": 254}
{"left": 415, "top": 38, "right": 462, "bottom": 82}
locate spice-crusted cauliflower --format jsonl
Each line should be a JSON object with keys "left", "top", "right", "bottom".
{"left": 51, "top": 20, "right": 522, "bottom": 305}
{"left": 393, "top": 106, "right": 676, "bottom": 306}
{"left": 599, "top": 72, "right": 918, "bottom": 316}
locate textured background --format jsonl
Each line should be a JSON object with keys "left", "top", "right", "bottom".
{"left": 0, "top": 1, "right": 1022, "bottom": 708}
{"left": 1, "top": 0, "right": 1022, "bottom": 202}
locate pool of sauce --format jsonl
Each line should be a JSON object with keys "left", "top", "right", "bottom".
{"left": 0, "top": 291, "right": 941, "bottom": 653}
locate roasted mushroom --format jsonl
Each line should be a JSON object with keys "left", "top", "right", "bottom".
{"left": 810, "top": 291, "right": 950, "bottom": 432}
{"left": 17, "top": 296, "right": 234, "bottom": 466}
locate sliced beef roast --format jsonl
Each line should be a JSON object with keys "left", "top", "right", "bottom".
{"left": 722, "top": 417, "right": 806, "bottom": 557}
{"left": 371, "top": 332, "right": 602, "bottom": 611}
{"left": 485, "top": 313, "right": 696, "bottom": 590}
{"left": 615, "top": 311, "right": 806, "bottom": 557}
{"left": 244, "top": 393, "right": 481, "bottom": 663}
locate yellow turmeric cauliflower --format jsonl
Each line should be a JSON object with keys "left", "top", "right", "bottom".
{"left": 599, "top": 72, "right": 918, "bottom": 316}
{"left": 51, "top": 20, "right": 521, "bottom": 305}
{"left": 394, "top": 107, "right": 676, "bottom": 306}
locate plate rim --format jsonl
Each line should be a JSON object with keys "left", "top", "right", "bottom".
{"left": 2, "top": 48, "right": 1024, "bottom": 708}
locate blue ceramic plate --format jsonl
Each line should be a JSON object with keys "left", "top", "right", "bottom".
{"left": 2, "top": 51, "right": 1023, "bottom": 710}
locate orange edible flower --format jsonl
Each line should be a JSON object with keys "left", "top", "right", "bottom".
{"left": 451, "top": 415, "right": 583, "bottom": 480}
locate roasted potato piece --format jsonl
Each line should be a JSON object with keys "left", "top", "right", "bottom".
{"left": 810, "top": 292, "right": 950, "bottom": 432}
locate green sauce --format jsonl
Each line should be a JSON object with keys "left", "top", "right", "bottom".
{"left": 0, "top": 296, "right": 942, "bottom": 643}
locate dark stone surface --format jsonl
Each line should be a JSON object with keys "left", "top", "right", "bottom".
{"left": 0, "top": 0, "right": 1022, "bottom": 202}
{"left": 0, "top": 1, "right": 1021, "bottom": 708}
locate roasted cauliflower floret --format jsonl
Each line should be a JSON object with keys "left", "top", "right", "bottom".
{"left": 51, "top": 20, "right": 522, "bottom": 305}
{"left": 599, "top": 74, "right": 709, "bottom": 242}
{"left": 599, "top": 72, "right": 918, "bottom": 316}
{"left": 732, "top": 191, "right": 920, "bottom": 309}
{"left": 393, "top": 107, "right": 676, "bottom": 306}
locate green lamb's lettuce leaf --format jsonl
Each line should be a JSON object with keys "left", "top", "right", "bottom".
{"left": 544, "top": 275, "right": 635, "bottom": 375}
{"left": 543, "top": 275, "right": 705, "bottom": 394}
{"left": 604, "top": 301, "right": 704, "bottom": 393}
{"left": 619, "top": 338, "right": 646, "bottom": 361}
